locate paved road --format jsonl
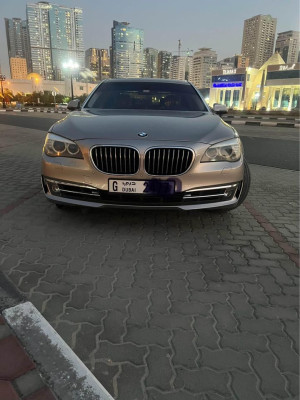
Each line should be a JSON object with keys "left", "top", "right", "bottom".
{"left": 0, "top": 112, "right": 299, "bottom": 170}
{"left": 0, "top": 120, "right": 299, "bottom": 400}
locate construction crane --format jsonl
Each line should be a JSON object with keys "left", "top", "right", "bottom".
{"left": 170, "top": 40, "right": 193, "bottom": 57}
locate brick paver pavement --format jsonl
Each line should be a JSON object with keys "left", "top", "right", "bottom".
{"left": 0, "top": 124, "right": 299, "bottom": 399}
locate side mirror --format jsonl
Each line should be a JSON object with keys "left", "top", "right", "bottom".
{"left": 67, "top": 99, "right": 80, "bottom": 111}
{"left": 213, "top": 103, "right": 228, "bottom": 115}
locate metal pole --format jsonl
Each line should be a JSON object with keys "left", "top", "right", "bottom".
{"left": 70, "top": 73, "right": 74, "bottom": 100}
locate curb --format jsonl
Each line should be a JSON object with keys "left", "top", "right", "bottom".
{"left": 0, "top": 109, "right": 69, "bottom": 114}
{"left": 226, "top": 115, "right": 300, "bottom": 121}
{"left": 224, "top": 119, "right": 299, "bottom": 128}
{"left": 0, "top": 315, "right": 57, "bottom": 400}
{"left": 3, "top": 302, "right": 114, "bottom": 400}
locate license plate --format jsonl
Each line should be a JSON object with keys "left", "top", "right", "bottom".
{"left": 108, "top": 179, "right": 175, "bottom": 195}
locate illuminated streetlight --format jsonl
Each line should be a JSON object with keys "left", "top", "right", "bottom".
{"left": 0, "top": 74, "right": 6, "bottom": 109}
{"left": 62, "top": 60, "right": 79, "bottom": 100}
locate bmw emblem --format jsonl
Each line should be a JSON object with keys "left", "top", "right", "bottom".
{"left": 138, "top": 132, "right": 148, "bottom": 137}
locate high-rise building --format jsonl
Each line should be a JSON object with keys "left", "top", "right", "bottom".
{"left": 185, "top": 56, "right": 193, "bottom": 81}
{"left": 234, "top": 54, "right": 250, "bottom": 68}
{"left": 111, "top": 20, "right": 144, "bottom": 78}
{"left": 26, "top": 2, "right": 52, "bottom": 80}
{"left": 85, "top": 48, "right": 101, "bottom": 80}
{"left": 190, "top": 48, "right": 217, "bottom": 89}
{"left": 241, "top": 14, "right": 277, "bottom": 69}
{"left": 5, "top": 18, "right": 31, "bottom": 76}
{"left": 143, "top": 48, "right": 158, "bottom": 78}
{"left": 217, "top": 55, "right": 250, "bottom": 70}
{"left": 10, "top": 57, "right": 28, "bottom": 79}
{"left": 216, "top": 57, "right": 235, "bottom": 70}
{"left": 26, "top": 2, "right": 84, "bottom": 80}
{"left": 109, "top": 46, "right": 113, "bottom": 77}
{"left": 275, "top": 31, "right": 300, "bottom": 64}
{"left": 100, "top": 49, "right": 110, "bottom": 80}
{"left": 157, "top": 51, "right": 172, "bottom": 79}
{"left": 170, "top": 56, "right": 186, "bottom": 80}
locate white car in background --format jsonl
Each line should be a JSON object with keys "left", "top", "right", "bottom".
{"left": 55, "top": 103, "right": 68, "bottom": 110}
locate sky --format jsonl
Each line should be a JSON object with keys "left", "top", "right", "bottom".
{"left": 0, "top": 0, "right": 299, "bottom": 77}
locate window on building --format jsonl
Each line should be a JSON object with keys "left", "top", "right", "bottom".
{"left": 220, "top": 90, "right": 224, "bottom": 103}
{"left": 267, "top": 70, "right": 300, "bottom": 80}
{"left": 224, "top": 90, "right": 231, "bottom": 107}
{"left": 80, "top": 86, "right": 84, "bottom": 90}
{"left": 280, "top": 88, "right": 291, "bottom": 108}
{"left": 292, "top": 89, "right": 299, "bottom": 109}
{"left": 273, "top": 90, "right": 280, "bottom": 108}
{"left": 233, "top": 90, "right": 240, "bottom": 108}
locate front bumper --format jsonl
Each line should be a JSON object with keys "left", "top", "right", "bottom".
{"left": 41, "top": 139, "right": 244, "bottom": 210}
{"left": 41, "top": 176, "right": 242, "bottom": 210}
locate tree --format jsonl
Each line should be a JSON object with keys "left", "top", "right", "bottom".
{"left": 13, "top": 92, "right": 26, "bottom": 103}
{"left": 1, "top": 88, "right": 14, "bottom": 105}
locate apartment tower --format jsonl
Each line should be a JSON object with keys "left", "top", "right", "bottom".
{"left": 85, "top": 48, "right": 101, "bottom": 80}
{"left": 157, "top": 51, "right": 172, "bottom": 79}
{"left": 190, "top": 48, "right": 217, "bottom": 89}
{"left": 241, "top": 14, "right": 277, "bottom": 69}
{"left": 170, "top": 56, "right": 186, "bottom": 80}
{"left": 99, "top": 49, "right": 110, "bottom": 80}
{"left": 143, "top": 48, "right": 159, "bottom": 78}
{"left": 275, "top": 31, "right": 300, "bottom": 64}
{"left": 5, "top": 18, "right": 31, "bottom": 76}
{"left": 111, "top": 20, "right": 144, "bottom": 78}
{"left": 26, "top": 2, "right": 84, "bottom": 80}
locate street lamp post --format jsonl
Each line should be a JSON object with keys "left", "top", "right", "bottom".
{"left": 62, "top": 60, "right": 79, "bottom": 100}
{"left": 70, "top": 73, "right": 74, "bottom": 100}
{"left": 0, "top": 74, "right": 6, "bottom": 109}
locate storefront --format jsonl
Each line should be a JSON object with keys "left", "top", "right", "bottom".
{"left": 209, "top": 53, "right": 300, "bottom": 111}
{"left": 264, "top": 63, "right": 300, "bottom": 110}
{"left": 209, "top": 67, "right": 259, "bottom": 110}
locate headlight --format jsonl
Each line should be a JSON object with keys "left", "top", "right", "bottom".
{"left": 201, "top": 138, "right": 242, "bottom": 162}
{"left": 44, "top": 133, "right": 83, "bottom": 159}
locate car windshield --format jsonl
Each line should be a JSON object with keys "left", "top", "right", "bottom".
{"left": 84, "top": 81, "right": 208, "bottom": 111}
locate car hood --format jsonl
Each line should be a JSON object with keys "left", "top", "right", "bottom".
{"left": 50, "top": 109, "right": 236, "bottom": 144}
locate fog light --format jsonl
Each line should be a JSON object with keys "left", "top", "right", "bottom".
{"left": 51, "top": 182, "right": 60, "bottom": 193}
{"left": 224, "top": 189, "right": 234, "bottom": 198}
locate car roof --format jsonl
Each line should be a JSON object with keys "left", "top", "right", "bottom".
{"left": 102, "top": 78, "right": 191, "bottom": 85}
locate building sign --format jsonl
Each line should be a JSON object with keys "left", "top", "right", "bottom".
{"left": 268, "top": 63, "right": 300, "bottom": 72}
{"left": 212, "top": 67, "right": 246, "bottom": 76}
{"left": 213, "top": 82, "right": 243, "bottom": 88}
{"left": 223, "top": 69, "right": 236, "bottom": 75}
{"left": 279, "top": 64, "right": 295, "bottom": 71}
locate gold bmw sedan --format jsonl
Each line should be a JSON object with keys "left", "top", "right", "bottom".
{"left": 41, "top": 79, "right": 250, "bottom": 211}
